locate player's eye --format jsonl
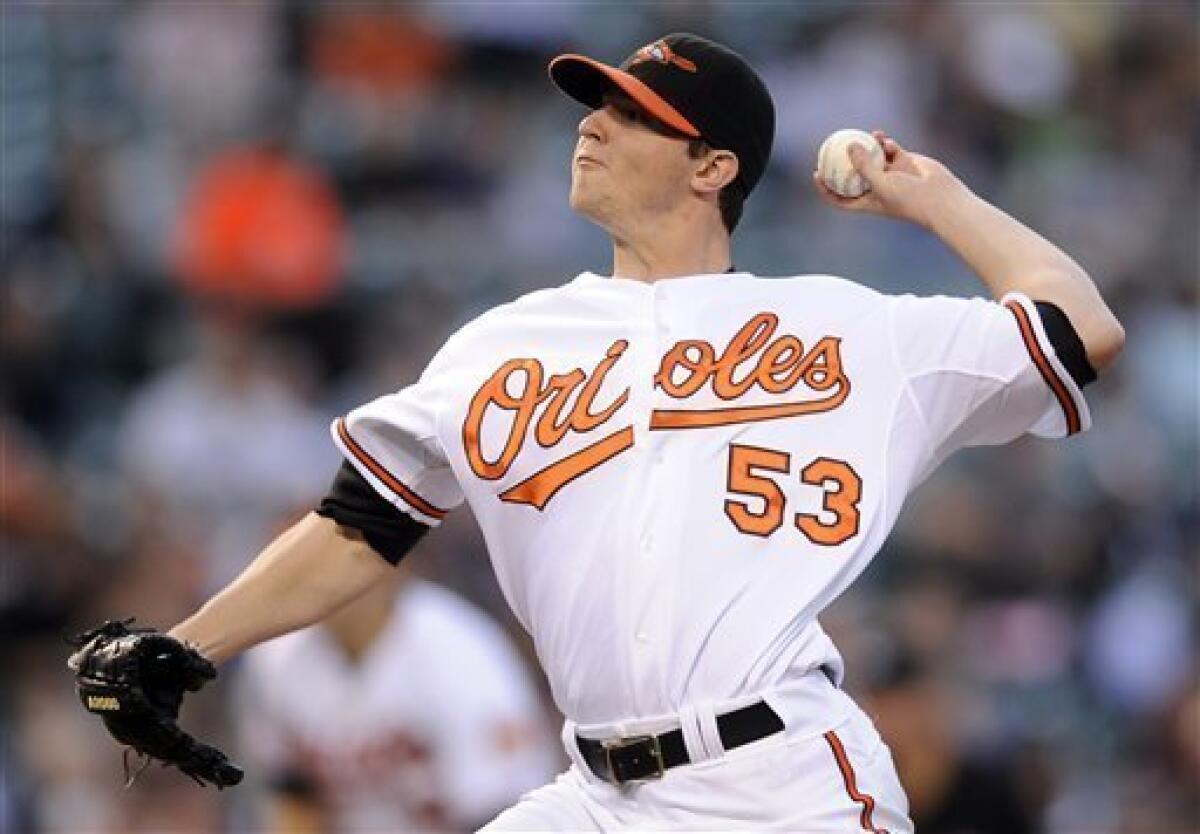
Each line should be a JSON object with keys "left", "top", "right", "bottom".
{"left": 602, "top": 91, "right": 687, "bottom": 140}
{"left": 607, "top": 97, "right": 641, "bottom": 124}
{"left": 603, "top": 93, "right": 652, "bottom": 126}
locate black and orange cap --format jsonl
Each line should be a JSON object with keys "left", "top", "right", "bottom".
{"left": 549, "top": 33, "right": 776, "bottom": 198}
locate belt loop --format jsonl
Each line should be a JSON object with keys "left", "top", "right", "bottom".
{"left": 695, "top": 701, "right": 726, "bottom": 759}
{"left": 560, "top": 719, "right": 590, "bottom": 776}
{"left": 676, "top": 703, "right": 708, "bottom": 764}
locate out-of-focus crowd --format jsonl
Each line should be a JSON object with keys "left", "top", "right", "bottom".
{"left": 2, "top": 3, "right": 1196, "bottom": 833}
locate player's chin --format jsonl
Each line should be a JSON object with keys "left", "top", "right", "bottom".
{"left": 568, "top": 181, "right": 597, "bottom": 217}
{"left": 568, "top": 180, "right": 619, "bottom": 230}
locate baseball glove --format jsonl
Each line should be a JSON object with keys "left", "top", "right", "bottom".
{"left": 67, "top": 619, "right": 244, "bottom": 788}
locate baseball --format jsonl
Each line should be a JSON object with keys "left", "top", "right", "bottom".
{"left": 816, "top": 129, "right": 885, "bottom": 198}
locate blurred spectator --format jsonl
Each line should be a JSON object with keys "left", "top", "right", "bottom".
{"left": 307, "top": 8, "right": 453, "bottom": 99}
{"left": 120, "top": 2, "right": 282, "bottom": 144}
{"left": 116, "top": 304, "right": 335, "bottom": 591}
{"left": 0, "top": 416, "right": 98, "bottom": 640}
{"left": 174, "top": 147, "right": 345, "bottom": 310}
{"left": 238, "top": 570, "right": 559, "bottom": 832}
{"left": 864, "top": 655, "right": 1040, "bottom": 834}
{"left": 1083, "top": 559, "right": 1195, "bottom": 717}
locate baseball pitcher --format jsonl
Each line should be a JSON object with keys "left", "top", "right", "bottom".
{"left": 69, "top": 33, "right": 1123, "bottom": 831}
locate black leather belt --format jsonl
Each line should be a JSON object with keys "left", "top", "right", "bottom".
{"left": 575, "top": 700, "right": 784, "bottom": 785}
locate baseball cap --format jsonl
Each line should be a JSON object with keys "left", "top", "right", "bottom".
{"left": 549, "top": 33, "right": 775, "bottom": 198}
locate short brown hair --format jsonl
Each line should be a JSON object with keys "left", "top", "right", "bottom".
{"left": 688, "top": 139, "right": 745, "bottom": 234}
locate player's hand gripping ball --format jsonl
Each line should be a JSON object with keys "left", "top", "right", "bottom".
{"left": 816, "top": 129, "right": 886, "bottom": 198}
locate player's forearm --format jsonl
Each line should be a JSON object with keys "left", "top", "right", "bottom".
{"left": 927, "top": 184, "right": 1125, "bottom": 370}
{"left": 170, "top": 513, "right": 390, "bottom": 664}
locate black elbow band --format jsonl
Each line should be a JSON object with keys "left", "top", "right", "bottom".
{"left": 1034, "top": 301, "right": 1097, "bottom": 388}
{"left": 315, "top": 462, "right": 431, "bottom": 566}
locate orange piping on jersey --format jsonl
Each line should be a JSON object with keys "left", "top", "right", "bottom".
{"left": 499, "top": 425, "right": 635, "bottom": 510}
{"left": 1004, "top": 300, "right": 1081, "bottom": 435}
{"left": 824, "top": 730, "right": 887, "bottom": 834}
{"left": 649, "top": 380, "right": 849, "bottom": 429}
{"left": 336, "top": 418, "right": 448, "bottom": 520}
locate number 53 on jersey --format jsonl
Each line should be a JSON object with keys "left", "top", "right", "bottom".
{"left": 724, "top": 444, "right": 862, "bottom": 546}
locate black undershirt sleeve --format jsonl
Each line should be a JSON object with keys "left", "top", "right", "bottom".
{"left": 315, "top": 461, "right": 431, "bottom": 566}
{"left": 1033, "top": 301, "right": 1097, "bottom": 388}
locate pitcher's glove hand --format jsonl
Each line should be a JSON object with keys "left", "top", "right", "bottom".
{"left": 67, "top": 619, "right": 244, "bottom": 788}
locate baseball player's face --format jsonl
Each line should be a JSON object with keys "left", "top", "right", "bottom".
{"left": 569, "top": 90, "right": 698, "bottom": 234}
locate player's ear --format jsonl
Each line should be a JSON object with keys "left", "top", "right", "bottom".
{"left": 692, "top": 148, "right": 738, "bottom": 197}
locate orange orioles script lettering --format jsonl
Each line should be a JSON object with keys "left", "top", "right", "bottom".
{"left": 464, "top": 316, "right": 850, "bottom": 509}
{"left": 463, "top": 340, "right": 633, "bottom": 510}
{"left": 651, "top": 313, "right": 849, "bottom": 429}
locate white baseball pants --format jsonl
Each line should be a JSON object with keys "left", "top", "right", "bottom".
{"left": 482, "top": 690, "right": 913, "bottom": 832}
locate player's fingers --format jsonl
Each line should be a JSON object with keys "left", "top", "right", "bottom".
{"left": 811, "top": 171, "right": 852, "bottom": 207}
{"left": 870, "top": 131, "right": 923, "bottom": 178}
{"left": 811, "top": 171, "right": 849, "bottom": 204}
{"left": 847, "top": 143, "right": 888, "bottom": 194}
{"left": 811, "top": 171, "right": 878, "bottom": 213}
{"left": 886, "top": 146, "right": 922, "bottom": 177}
{"left": 872, "top": 130, "right": 901, "bottom": 164}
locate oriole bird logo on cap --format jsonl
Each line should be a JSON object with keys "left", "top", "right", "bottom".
{"left": 630, "top": 40, "right": 697, "bottom": 73}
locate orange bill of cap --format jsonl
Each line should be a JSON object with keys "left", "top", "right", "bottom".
{"left": 549, "top": 54, "right": 701, "bottom": 139}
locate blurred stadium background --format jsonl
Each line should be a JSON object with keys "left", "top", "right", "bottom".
{"left": 2, "top": 2, "right": 1196, "bottom": 832}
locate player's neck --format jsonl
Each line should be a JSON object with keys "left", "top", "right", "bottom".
{"left": 609, "top": 214, "right": 732, "bottom": 283}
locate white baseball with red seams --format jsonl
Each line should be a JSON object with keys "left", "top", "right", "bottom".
{"left": 818, "top": 128, "right": 886, "bottom": 198}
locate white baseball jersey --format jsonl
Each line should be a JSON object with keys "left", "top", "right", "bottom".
{"left": 333, "top": 272, "right": 1089, "bottom": 728}
{"left": 239, "top": 580, "right": 558, "bottom": 831}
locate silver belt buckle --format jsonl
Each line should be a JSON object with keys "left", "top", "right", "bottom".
{"left": 602, "top": 734, "right": 665, "bottom": 784}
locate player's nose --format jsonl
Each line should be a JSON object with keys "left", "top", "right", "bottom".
{"left": 578, "top": 109, "right": 604, "bottom": 143}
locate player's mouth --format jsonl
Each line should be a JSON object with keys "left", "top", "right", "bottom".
{"left": 575, "top": 154, "right": 604, "bottom": 168}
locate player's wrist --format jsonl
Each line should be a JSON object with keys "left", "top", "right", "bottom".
{"left": 919, "top": 175, "right": 978, "bottom": 236}
{"left": 168, "top": 617, "right": 226, "bottom": 666}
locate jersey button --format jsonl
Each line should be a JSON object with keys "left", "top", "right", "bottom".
{"left": 640, "top": 532, "right": 654, "bottom": 550}
{"left": 635, "top": 632, "right": 650, "bottom": 644}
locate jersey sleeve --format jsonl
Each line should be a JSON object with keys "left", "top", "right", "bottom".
{"left": 332, "top": 348, "right": 466, "bottom": 527}
{"left": 889, "top": 291, "right": 1091, "bottom": 461}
